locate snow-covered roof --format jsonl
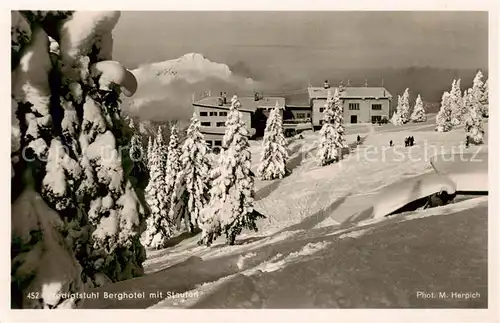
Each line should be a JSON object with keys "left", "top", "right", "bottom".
{"left": 283, "top": 92, "right": 311, "bottom": 107}
{"left": 308, "top": 86, "right": 392, "bottom": 100}
{"left": 193, "top": 96, "right": 286, "bottom": 113}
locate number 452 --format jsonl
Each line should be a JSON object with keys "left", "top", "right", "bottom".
{"left": 26, "top": 292, "right": 40, "bottom": 299}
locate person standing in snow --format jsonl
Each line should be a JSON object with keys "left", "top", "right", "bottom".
{"left": 390, "top": 140, "right": 393, "bottom": 147}
{"left": 357, "top": 135, "right": 361, "bottom": 145}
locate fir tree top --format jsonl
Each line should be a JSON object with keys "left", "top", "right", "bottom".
{"left": 223, "top": 95, "right": 248, "bottom": 149}
{"left": 186, "top": 113, "right": 203, "bottom": 139}
{"left": 473, "top": 70, "right": 484, "bottom": 88}
{"left": 168, "top": 124, "right": 179, "bottom": 149}
{"left": 156, "top": 126, "right": 164, "bottom": 147}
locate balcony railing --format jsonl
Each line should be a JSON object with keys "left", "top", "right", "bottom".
{"left": 283, "top": 118, "right": 311, "bottom": 124}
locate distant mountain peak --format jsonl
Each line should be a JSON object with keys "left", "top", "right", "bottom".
{"left": 180, "top": 52, "right": 206, "bottom": 60}
{"left": 124, "top": 53, "right": 258, "bottom": 122}
{"left": 132, "top": 52, "right": 233, "bottom": 84}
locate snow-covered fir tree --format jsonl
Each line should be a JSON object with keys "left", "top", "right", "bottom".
{"left": 436, "top": 92, "right": 453, "bottom": 132}
{"left": 473, "top": 70, "right": 485, "bottom": 94}
{"left": 146, "top": 136, "right": 153, "bottom": 169}
{"left": 79, "top": 85, "right": 145, "bottom": 284}
{"left": 127, "top": 119, "right": 147, "bottom": 188}
{"left": 164, "top": 124, "right": 182, "bottom": 223}
{"left": 198, "top": 95, "right": 263, "bottom": 246}
{"left": 472, "top": 70, "right": 486, "bottom": 118}
{"left": 400, "top": 88, "right": 411, "bottom": 123}
{"left": 481, "top": 79, "right": 489, "bottom": 117}
{"left": 11, "top": 11, "right": 146, "bottom": 308}
{"left": 331, "top": 88, "right": 348, "bottom": 150}
{"left": 391, "top": 95, "right": 404, "bottom": 126}
{"left": 169, "top": 114, "right": 211, "bottom": 232}
{"left": 143, "top": 127, "right": 170, "bottom": 249}
{"left": 410, "top": 94, "right": 427, "bottom": 122}
{"left": 450, "top": 79, "right": 465, "bottom": 126}
{"left": 317, "top": 90, "right": 345, "bottom": 166}
{"left": 256, "top": 102, "right": 289, "bottom": 180}
{"left": 464, "top": 89, "right": 484, "bottom": 145}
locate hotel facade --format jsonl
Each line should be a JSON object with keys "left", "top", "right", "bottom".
{"left": 192, "top": 84, "right": 392, "bottom": 147}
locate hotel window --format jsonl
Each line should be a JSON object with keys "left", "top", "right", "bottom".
{"left": 296, "top": 113, "right": 306, "bottom": 119}
{"left": 206, "top": 140, "right": 212, "bottom": 147}
{"left": 349, "top": 103, "right": 360, "bottom": 110}
{"left": 200, "top": 111, "right": 208, "bottom": 117}
{"left": 307, "top": 113, "right": 311, "bottom": 118}
{"left": 219, "top": 111, "right": 228, "bottom": 116}
{"left": 201, "top": 122, "right": 211, "bottom": 127}
{"left": 216, "top": 122, "right": 225, "bottom": 127}
{"left": 372, "top": 104, "right": 382, "bottom": 110}
{"left": 319, "top": 107, "right": 325, "bottom": 113}
{"left": 214, "top": 140, "right": 222, "bottom": 146}
{"left": 209, "top": 111, "right": 217, "bottom": 116}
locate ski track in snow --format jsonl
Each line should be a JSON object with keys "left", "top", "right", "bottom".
{"left": 148, "top": 241, "right": 333, "bottom": 309}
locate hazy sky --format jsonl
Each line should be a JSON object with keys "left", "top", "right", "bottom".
{"left": 113, "top": 11, "right": 488, "bottom": 73}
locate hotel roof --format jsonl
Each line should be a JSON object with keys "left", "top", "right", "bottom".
{"left": 308, "top": 86, "right": 392, "bottom": 100}
{"left": 193, "top": 96, "right": 286, "bottom": 113}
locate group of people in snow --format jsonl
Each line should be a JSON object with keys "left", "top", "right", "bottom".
{"left": 385, "top": 136, "right": 415, "bottom": 147}
{"left": 404, "top": 136, "right": 415, "bottom": 147}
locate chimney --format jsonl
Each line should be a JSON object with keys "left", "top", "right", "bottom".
{"left": 364, "top": 79, "right": 368, "bottom": 87}
{"left": 339, "top": 80, "right": 345, "bottom": 92}
{"left": 323, "top": 80, "right": 330, "bottom": 89}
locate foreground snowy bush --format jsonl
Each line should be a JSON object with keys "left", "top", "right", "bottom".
{"left": 11, "top": 11, "right": 147, "bottom": 306}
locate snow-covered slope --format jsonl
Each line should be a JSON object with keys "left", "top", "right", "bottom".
{"left": 82, "top": 120, "right": 488, "bottom": 309}
{"left": 123, "top": 53, "right": 259, "bottom": 121}
{"left": 83, "top": 196, "right": 488, "bottom": 309}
